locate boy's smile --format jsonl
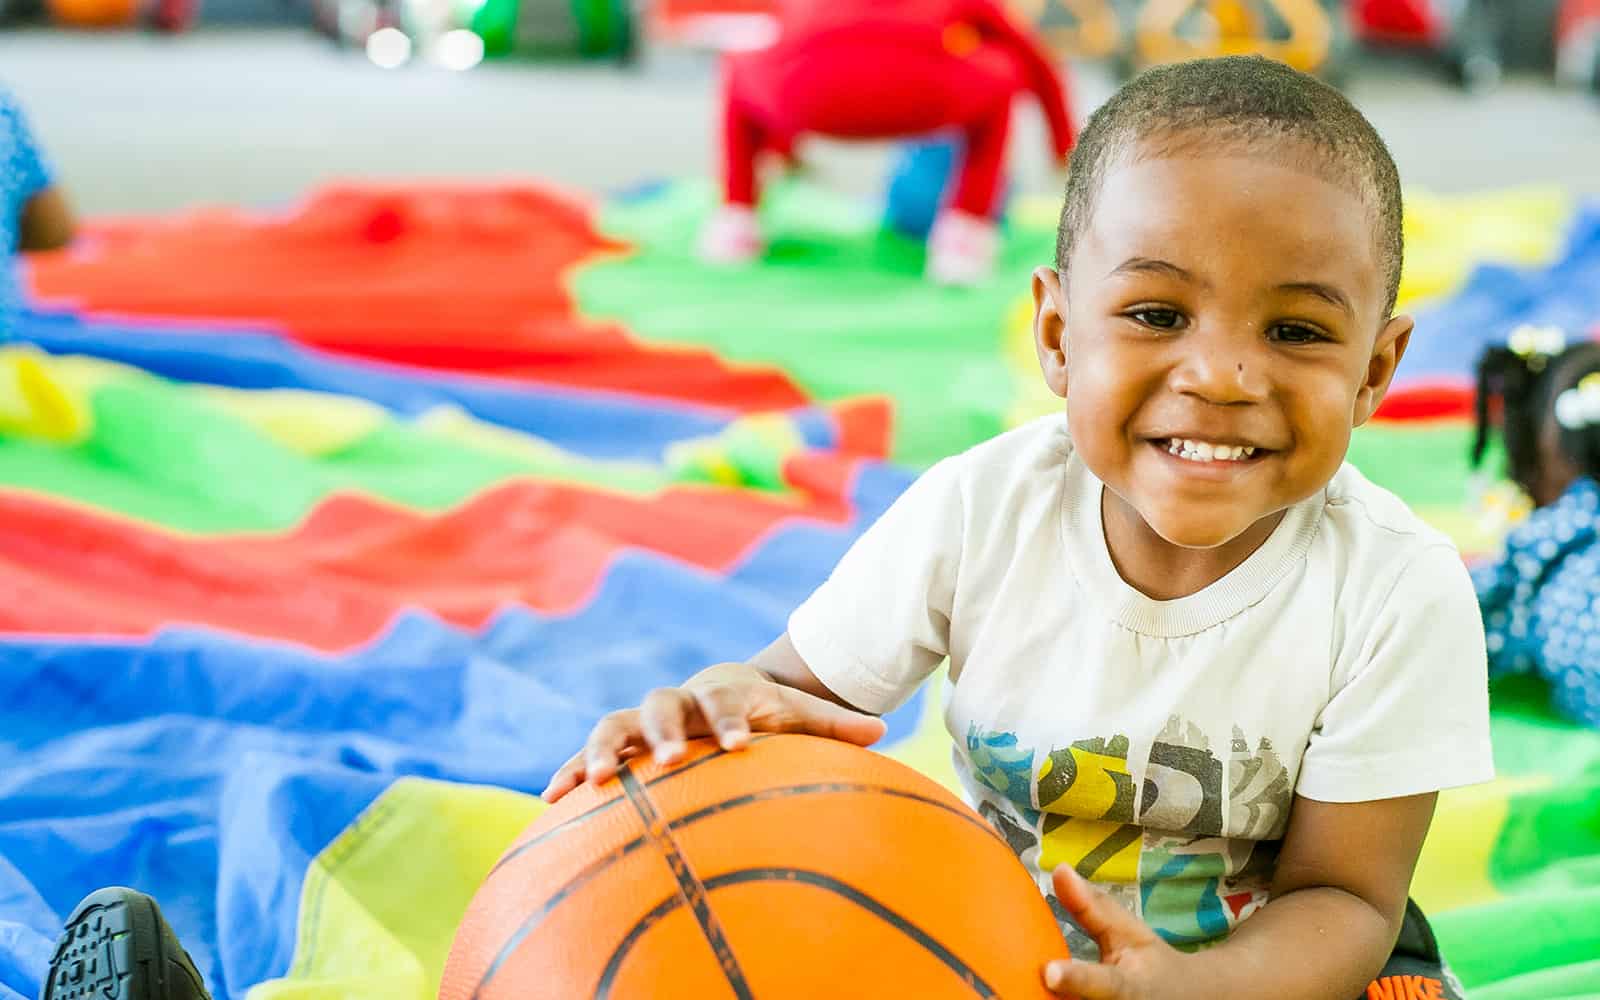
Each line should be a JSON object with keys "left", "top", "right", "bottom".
{"left": 1034, "top": 148, "right": 1414, "bottom": 598}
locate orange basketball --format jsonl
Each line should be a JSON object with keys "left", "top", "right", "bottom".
{"left": 441, "top": 733, "right": 1068, "bottom": 999}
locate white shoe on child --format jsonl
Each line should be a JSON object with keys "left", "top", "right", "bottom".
{"left": 698, "top": 204, "right": 764, "bottom": 264}
{"left": 926, "top": 210, "right": 999, "bottom": 286}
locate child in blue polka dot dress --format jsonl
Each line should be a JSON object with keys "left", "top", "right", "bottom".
{"left": 0, "top": 82, "right": 76, "bottom": 336}
{"left": 1471, "top": 330, "right": 1600, "bottom": 727}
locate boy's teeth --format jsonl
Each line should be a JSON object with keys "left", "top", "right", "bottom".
{"left": 1165, "top": 438, "right": 1257, "bottom": 463}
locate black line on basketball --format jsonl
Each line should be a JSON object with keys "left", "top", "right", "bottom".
{"left": 473, "top": 779, "right": 1005, "bottom": 996}
{"left": 619, "top": 764, "right": 756, "bottom": 999}
{"left": 593, "top": 867, "right": 999, "bottom": 999}
{"left": 471, "top": 830, "right": 650, "bottom": 999}
{"left": 489, "top": 736, "right": 777, "bottom": 878}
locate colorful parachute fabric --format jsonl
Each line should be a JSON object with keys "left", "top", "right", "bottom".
{"left": 2, "top": 179, "right": 1598, "bottom": 1000}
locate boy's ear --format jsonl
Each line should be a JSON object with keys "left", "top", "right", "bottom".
{"left": 1352, "top": 314, "right": 1414, "bottom": 427}
{"left": 1033, "top": 266, "right": 1069, "bottom": 400}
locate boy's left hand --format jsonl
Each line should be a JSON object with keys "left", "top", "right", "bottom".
{"left": 1042, "top": 866, "right": 1195, "bottom": 1000}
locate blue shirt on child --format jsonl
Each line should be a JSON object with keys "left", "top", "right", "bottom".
{"left": 1475, "top": 477, "right": 1600, "bottom": 727}
{"left": 1, "top": 86, "right": 55, "bottom": 335}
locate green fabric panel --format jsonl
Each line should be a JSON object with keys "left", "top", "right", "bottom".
{"left": 578, "top": 181, "right": 1045, "bottom": 466}
{"left": 0, "top": 373, "right": 675, "bottom": 533}
{"left": 1347, "top": 421, "right": 1499, "bottom": 508}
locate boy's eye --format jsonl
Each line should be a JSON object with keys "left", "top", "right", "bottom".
{"left": 1132, "top": 309, "right": 1182, "bottom": 330}
{"left": 1269, "top": 323, "right": 1327, "bottom": 344}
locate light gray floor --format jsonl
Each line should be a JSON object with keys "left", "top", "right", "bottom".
{"left": 0, "top": 27, "right": 1597, "bottom": 216}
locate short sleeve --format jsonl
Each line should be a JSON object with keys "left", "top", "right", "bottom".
{"left": 1, "top": 92, "right": 53, "bottom": 205}
{"left": 787, "top": 456, "right": 964, "bottom": 715}
{"left": 1296, "top": 544, "right": 1495, "bottom": 803}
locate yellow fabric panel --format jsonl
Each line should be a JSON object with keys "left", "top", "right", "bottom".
{"left": 1399, "top": 187, "right": 1573, "bottom": 311}
{"left": 881, "top": 668, "right": 961, "bottom": 792}
{"left": 1411, "top": 776, "right": 1546, "bottom": 916}
{"left": 417, "top": 403, "right": 582, "bottom": 467}
{"left": 201, "top": 386, "right": 389, "bottom": 456}
{"left": 248, "top": 778, "right": 545, "bottom": 1000}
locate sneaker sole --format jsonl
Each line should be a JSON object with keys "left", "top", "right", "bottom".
{"left": 41, "top": 887, "right": 203, "bottom": 1000}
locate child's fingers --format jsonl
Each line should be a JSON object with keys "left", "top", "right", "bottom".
{"left": 545, "top": 748, "right": 597, "bottom": 800}
{"left": 541, "top": 752, "right": 586, "bottom": 802}
{"left": 1050, "top": 866, "right": 1153, "bottom": 950}
{"left": 639, "top": 687, "right": 695, "bottom": 763}
{"left": 1043, "top": 958, "right": 1122, "bottom": 999}
{"left": 780, "top": 688, "right": 887, "bottom": 746}
{"left": 583, "top": 709, "right": 643, "bottom": 786}
{"left": 690, "top": 683, "right": 754, "bottom": 750}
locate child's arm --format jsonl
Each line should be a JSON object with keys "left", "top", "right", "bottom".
{"left": 1044, "top": 792, "right": 1436, "bottom": 1000}
{"left": 1186, "top": 792, "right": 1436, "bottom": 996}
{"left": 541, "top": 633, "right": 885, "bottom": 802}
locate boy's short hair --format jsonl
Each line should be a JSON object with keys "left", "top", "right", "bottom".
{"left": 1057, "top": 55, "right": 1404, "bottom": 316}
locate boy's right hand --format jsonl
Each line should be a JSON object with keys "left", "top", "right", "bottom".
{"left": 541, "top": 661, "right": 886, "bottom": 803}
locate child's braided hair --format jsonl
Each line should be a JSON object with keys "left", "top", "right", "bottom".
{"left": 1472, "top": 329, "right": 1600, "bottom": 496}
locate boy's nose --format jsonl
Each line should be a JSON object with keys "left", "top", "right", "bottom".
{"left": 1168, "top": 339, "right": 1270, "bottom": 404}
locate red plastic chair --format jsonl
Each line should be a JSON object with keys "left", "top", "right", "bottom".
{"left": 1351, "top": 0, "right": 1504, "bottom": 89}
{"left": 1350, "top": 0, "right": 1444, "bottom": 45}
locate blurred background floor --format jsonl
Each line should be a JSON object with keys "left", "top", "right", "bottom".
{"left": 1, "top": 26, "right": 1598, "bottom": 215}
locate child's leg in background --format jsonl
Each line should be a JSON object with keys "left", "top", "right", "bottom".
{"left": 925, "top": 99, "right": 1011, "bottom": 284}
{"left": 948, "top": 101, "right": 1011, "bottom": 220}
{"left": 699, "top": 55, "right": 780, "bottom": 263}
{"left": 721, "top": 91, "right": 768, "bottom": 210}
{"left": 924, "top": 42, "right": 1025, "bottom": 285}
{"left": 700, "top": 77, "right": 771, "bottom": 263}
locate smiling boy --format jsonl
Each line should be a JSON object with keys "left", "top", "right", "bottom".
{"left": 553, "top": 54, "right": 1496, "bottom": 1000}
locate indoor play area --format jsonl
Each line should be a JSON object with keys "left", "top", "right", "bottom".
{"left": 2, "top": 1, "right": 1600, "bottom": 999}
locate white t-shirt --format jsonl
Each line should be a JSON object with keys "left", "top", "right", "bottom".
{"left": 788, "top": 415, "right": 1495, "bottom": 956}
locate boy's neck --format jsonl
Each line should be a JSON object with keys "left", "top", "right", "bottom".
{"left": 1100, "top": 491, "right": 1285, "bottom": 601}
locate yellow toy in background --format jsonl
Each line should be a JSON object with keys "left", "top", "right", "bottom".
{"left": 1129, "top": 0, "right": 1345, "bottom": 77}
{"left": 0, "top": 348, "right": 93, "bottom": 446}
{"left": 1009, "top": 0, "right": 1125, "bottom": 58}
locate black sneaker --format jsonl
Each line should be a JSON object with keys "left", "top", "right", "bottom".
{"left": 40, "top": 887, "right": 211, "bottom": 1000}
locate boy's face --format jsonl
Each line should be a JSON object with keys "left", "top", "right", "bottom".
{"left": 1034, "top": 150, "right": 1413, "bottom": 551}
